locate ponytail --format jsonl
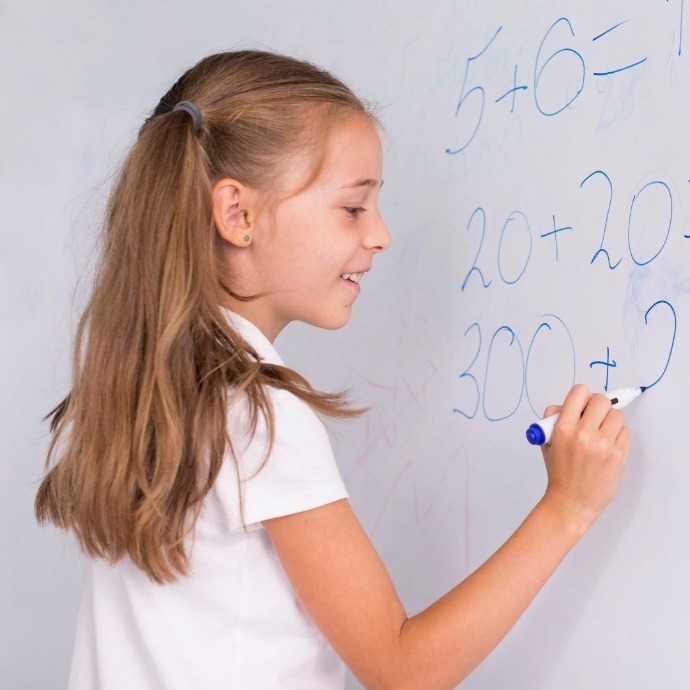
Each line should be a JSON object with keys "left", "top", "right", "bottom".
{"left": 35, "top": 50, "right": 371, "bottom": 583}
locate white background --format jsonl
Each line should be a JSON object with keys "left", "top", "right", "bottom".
{"left": 3, "top": 1, "right": 690, "bottom": 687}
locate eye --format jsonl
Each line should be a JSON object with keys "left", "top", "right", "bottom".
{"left": 344, "top": 206, "right": 367, "bottom": 218}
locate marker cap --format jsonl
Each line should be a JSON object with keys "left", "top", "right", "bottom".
{"left": 526, "top": 423, "right": 546, "bottom": 446}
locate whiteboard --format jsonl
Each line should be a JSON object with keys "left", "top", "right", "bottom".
{"left": 5, "top": 0, "right": 690, "bottom": 687}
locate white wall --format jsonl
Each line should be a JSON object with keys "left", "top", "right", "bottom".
{"left": 4, "top": 1, "right": 689, "bottom": 687}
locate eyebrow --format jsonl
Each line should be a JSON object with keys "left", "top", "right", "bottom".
{"left": 338, "top": 179, "right": 384, "bottom": 189}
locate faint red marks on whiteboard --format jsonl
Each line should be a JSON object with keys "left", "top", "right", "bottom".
{"left": 370, "top": 445, "right": 472, "bottom": 575}
{"left": 352, "top": 360, "right": 442, "bottom": 466}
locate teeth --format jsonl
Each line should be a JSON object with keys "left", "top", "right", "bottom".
{"left": 341, "top": 272, "right": 364, "bottom": 283}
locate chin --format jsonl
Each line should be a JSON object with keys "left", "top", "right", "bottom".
{"left": 304, "top": 307, "right": 353, "bottom": 331}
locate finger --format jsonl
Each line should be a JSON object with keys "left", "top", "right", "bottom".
{"left": 616, "top": 425, "right": 632, "bottom": 453}
{"left": 599, "top": 408, "right": 625, "bottom": 441}
{"left": 581, "top": 393, "right": 613, "bottom": 429}
{"left": 556, "top": 384, "right": 592, "bottom": 427}
{"left": 543, "top": 405, "right": 561, "bottom": 418}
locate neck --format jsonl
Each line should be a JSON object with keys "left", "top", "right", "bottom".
{"left": 219, "top": 299, "right": 287, "bottom": 343}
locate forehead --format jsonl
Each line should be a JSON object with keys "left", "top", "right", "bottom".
{"left": 318, "top": 115, "right": 383, "bottom": 189}
{"left": 271, "top": 114, "right": 383, "bottom": 200}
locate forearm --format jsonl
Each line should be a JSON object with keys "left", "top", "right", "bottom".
{"left": 395, "top": 497, "right": 587, "bottom": 690}
{"left": 266, "top": 387, "right": 628, "bottom": 690}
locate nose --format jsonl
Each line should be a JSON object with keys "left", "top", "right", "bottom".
{"left": 364, "top": 210, "right": 392, "bottom": 253}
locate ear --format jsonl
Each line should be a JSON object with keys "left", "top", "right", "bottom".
{"left": 212, "top": 179, "right": 254, "bottom": 247}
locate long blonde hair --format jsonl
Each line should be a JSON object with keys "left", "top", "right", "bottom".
{"left": 35, "top": 50, "right": 373, "bottom": 583}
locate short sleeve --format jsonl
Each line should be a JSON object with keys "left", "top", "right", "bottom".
{"left": 220, "top": 387, "right": 348, "bottom": 531}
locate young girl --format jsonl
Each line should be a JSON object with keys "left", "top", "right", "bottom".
{"left": 36, "top": 50, "right": 630, "bottom": 689}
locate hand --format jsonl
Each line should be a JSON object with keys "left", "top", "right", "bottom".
{"left": 539, "top": 384, "right": 631, "bottom": 535}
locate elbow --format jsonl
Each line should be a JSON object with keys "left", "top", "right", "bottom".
{"left": 353, "top": 641, "right": 418, "bottom": 690}
{"left": 366, "top": 671, "right": 452, "bottom": 690}
{"left": 358, "top": 621, "right": 462, "bottom": 690}
{"left": 368, "top": 667, "right": 463, "bottom": 690}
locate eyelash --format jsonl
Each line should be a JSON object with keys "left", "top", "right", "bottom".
{"left": 344, "top": 206, "right": 367, "bottom": 218}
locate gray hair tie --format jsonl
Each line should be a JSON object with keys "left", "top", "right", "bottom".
{"left": 172, "top": 100, "right": 203, "bottom": 132}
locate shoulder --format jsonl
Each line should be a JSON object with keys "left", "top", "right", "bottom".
{"left": 230, "top": 386, "right": 348, "bottom": 527}
{"left": 257, "top": 387, "right": 336, "bottom": 481}
{"left": 226, "top": 384, "right": 338, "bottom": 481}
{"left": 268, "top": 387, "right": 330, "bottom": 443}
{"left": 227, "top": 384, "right": 329, "bottom": 448}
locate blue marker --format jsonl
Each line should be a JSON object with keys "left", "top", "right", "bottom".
{"left": 525, "top": 386, "right": 647, "bottom": 446}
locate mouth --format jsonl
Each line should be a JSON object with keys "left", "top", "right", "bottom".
{"left": 340, "top": 271, "right": 365, "bottom": 284}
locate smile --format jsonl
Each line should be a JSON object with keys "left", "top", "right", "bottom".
{"left": 340, "top": 272, "right": 364, "bottom": 284}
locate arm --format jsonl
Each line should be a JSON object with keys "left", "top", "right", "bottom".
{"left": 263, "top": 384, "right": 631, "bottom": 690}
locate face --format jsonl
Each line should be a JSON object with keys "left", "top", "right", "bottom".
{"left": 229, "top": 115, "right": 391, "bottom": 341}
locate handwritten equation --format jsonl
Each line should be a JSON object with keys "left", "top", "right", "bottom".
{"left": 448, "top": 4, "right": 687, "bottom": 422}
{"left": 446, "top": 3, "right": 685, "bottom": 155}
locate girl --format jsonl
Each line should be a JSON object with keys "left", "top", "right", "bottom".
{"left": 35, "top": 50, "right": 630, "bottom": 689}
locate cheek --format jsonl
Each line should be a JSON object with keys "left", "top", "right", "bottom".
{"left": 271, "top": 205, "right": 354, "bottom": 283}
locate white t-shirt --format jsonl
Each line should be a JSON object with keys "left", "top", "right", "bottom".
{"left": 68, "top": 309, "right": 349, "bottom": 690}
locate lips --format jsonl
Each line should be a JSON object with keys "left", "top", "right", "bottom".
{"left": 340, "top": 267, "right": 371, "bottom": 284}
{"left": 340, "top": 271, "right": 364, "bottom": 284}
